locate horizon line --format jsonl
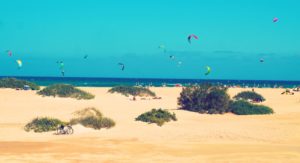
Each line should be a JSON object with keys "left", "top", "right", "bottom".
{"left": 1, "top": 75, "right": 300, "bottom": 83}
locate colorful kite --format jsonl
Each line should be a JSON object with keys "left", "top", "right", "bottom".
{"left": 16, "top": 60, "right": 22, "bottom": 69}
{"left": 188, "top": 34, "right": 198, "bottom": 44}
{"left": 205, "top": 66, "right": 211, "bottom": 76}
{"left": 158, "top": 45, "right": 167, "bottom": 53}
{"left": 6, "top": 50, "right": 12, "bottom": 57}
{"left": 273, "top": 17, "right": 279, "bottom": 23}
{"left": 57, "top": 61, "right": 65, "bottom": 76}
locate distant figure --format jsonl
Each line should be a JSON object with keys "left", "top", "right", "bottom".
{"left": 293, "top": 87, "right": 300, "bottom": 92}
{"left": 281, "top": 89, "right": 294, "bottom": 95}
{"left": 252, "top": 88, "right": 255, "bottom": 92}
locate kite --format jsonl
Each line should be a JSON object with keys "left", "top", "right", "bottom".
{"left": 84, "top": 54, "right": 88, "bottom": 59}
{"left": 158, "top": 45, "right": 167, "bottom": 53}
{"left": 6, "top": 50, "right": 12, "bottom": 57}
{"left": 118, "top": 63, "right": 125, "bottom": 71}
{"left": 56, "top": 61, "right": 65, "bottom": 77}
{"left": 16, "top": 60, "right": 22, "bottom": 69}
{"left": 57, "top": 61, "right": 64, "bottom": 69}
{"left": 273, "top": 17, "right": 279, "bottom": 23}
{"left": 169, "top": 55, "right": 175, "bottom": 60}
{"left": 205, "top": 66, "right": 211, "bottom": 76}
{"left": 188, "top": 34, "right": 198, "bottom": 44}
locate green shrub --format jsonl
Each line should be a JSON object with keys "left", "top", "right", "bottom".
{"left": 75, "top": 116, "right": 115, "bottom": 129}
{"left": 135, "top": 109, "right": 177, "bottom": 126}
{"left": 79, "top": 116, "right": 101, "bottom": 129}
{"left": 229, "top": 100, "right": 274, "bottom": 115}
{"left": 178, "top": 84, "right": 230, "bottom": 114}
{"left": 99, "top": 117, "right": 116, "bottom": 128}
{"left": 234, "top": 91, "right": 265, "bottom": 102}
{"left": 0, "top": 78, "right": 40, "bottom": 90}
{"left": 24, "top": 117, "right": 65, "bottom": 133}
{"left": 70, "top": 108, "right": 115, "bottom": 129}
{"left": 108, "top": 86, "right": 156, "bottom": 97}
{"left": 38, "top": 84, "right": 94, "bottom": 100}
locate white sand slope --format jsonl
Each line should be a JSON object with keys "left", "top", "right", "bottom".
{"left": 0, "top": 87, "right": 300, "bottom": 162}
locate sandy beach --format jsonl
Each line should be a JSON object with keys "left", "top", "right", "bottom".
{"left": 0, "top": 87, "right": 300, "bottom": 162}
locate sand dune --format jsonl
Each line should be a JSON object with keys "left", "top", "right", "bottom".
{"left": 0, "top": 87, "right": 300, "bottom": 162}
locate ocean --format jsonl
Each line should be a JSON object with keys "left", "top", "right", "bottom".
{"left": 1, "top": 76, "right": 300, "bottom": 88}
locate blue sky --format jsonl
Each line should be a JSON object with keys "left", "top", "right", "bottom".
{"left": 0, "top": 0, "right": 299, "bottom": 80}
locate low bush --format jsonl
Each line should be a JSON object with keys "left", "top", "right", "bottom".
{"left": 75, "top": 116, "right": 115, "bottom": 129}
{"left": 229, "top": 100, "right": 274, "bottom": 115}
{"left": 70, "top": 108, "right": 115, "bottom": 129}
{"left": 37, "top": 84, "right": 94, "bottom": 100}
{"left": 24, "top": 117, "right": 65, "bottom": 133}
{"left": 108, "top": 86, "right": 156, "bottom": 97}
{"left": 234, "top": 91, "right": 265, "bottom": 102}
{"left": 135, "top": 109, "right": 177, "bottom": 126}
{"left": 178, "top": 84, "right": 230, "bottom": 114}
{"left": 0, "top": 78, "right": 40, "bottom": 90}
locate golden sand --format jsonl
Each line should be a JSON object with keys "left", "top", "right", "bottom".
{"left": 0, "top": 87, "right": 299, "bottom": 162}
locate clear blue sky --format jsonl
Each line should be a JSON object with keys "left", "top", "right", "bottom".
{"left": 0, "top": 0, "right": 299, "bottom": 80}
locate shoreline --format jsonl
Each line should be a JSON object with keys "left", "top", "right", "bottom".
{"left": 1, "top": 76, "right": 300, "bottom": 88}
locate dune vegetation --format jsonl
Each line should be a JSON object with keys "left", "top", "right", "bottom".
{"left": 136, "top": 109, "right": 177, "bottom": 126}
{"left": 234, "top": 91, "right": 265, "bottom": 102}
{"left": 229, "top": 100, "right": 274, "bottom": 115}
{"left": 70, "top": 108, "right": 115, "bottom": 129}
{"left": 178, "top": 84, "right": 231, "bottom": 114}
{"left": 24, "top": 108, "right": 115, "bottom": 133}
{"left": 178, "top": 83, "right": 273, "bottom": 115}
{"left": 108, "top": 86, "right": 156, "bottom": 97}
{"left": 24, "top": 117, "right": 65, "bottom": 133}
{"left": 37, "top": 84, "right": 95, "bottom": 100}
{"left": 0, "top": 78, "right": 40, "bottom": 90}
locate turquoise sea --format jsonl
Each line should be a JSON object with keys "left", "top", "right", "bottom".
{"left": 1, "top": 76, "right": 300, "bottom": 88}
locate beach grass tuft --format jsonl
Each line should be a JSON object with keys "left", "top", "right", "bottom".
{"left": 70, "top": 108, "right": 115, "bottom": 129}
{"left": 108, "top": 86, "right": 156, "bottom": 97}
{"left": 37, "top": 84, "right": 95, "bottom": 100}
{"left": 24, "top": 117, "right": 65, "bottom": 133}
{"left": 234, "top": 91, "right": 265, "bottom": 102}
{"left": 135, "top": 108, "right": 177, "bottom": 126}
{"left": 229, "top": 100, "right": 274, "bottom": 115}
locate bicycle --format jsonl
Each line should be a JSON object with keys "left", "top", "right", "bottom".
{"left": 56, "top": 124, "right": 74, "bottom": 135}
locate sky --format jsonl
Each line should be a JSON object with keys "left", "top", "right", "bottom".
{"left": 0, "top": 0, "right": 299, "bottom": 80}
